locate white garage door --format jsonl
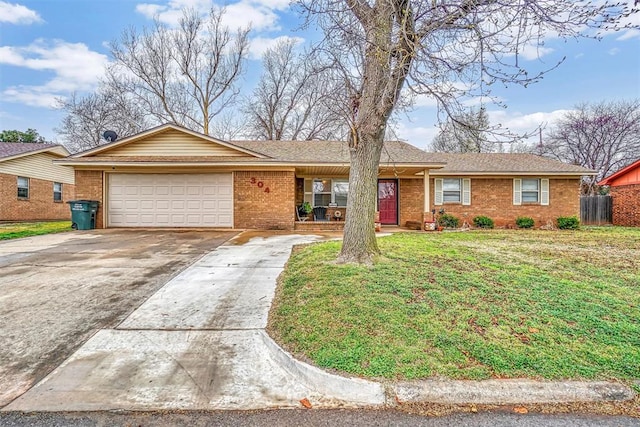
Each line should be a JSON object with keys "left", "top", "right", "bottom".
{"left": 108, "top": 173, "right": 233, "bottom": 227}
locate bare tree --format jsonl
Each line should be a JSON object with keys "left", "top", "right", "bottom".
{"left": 107, "top": 7, "right": 249, "bottom": 135}
{"left": 430, "top": 106, "right": 491, "bottom": 152}
{"left": 55, "top": 90, "right": 148, "bottom": 153}
{"left": 299, "top": 0, "right": 636, "bottom": 263}
{"left": 542, "top": 99, "right": 640, "bottom": 195}
{"left": 243, "top": 40, "right": 347, "bottom": 140}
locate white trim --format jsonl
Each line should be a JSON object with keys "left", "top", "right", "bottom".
{"left": 513, "top": 178, "right": 522, "bottom": 205}
{"left": 434, "top": 178, "right": 443, "bottom": 205}
{"left": 541, "top": 178, "right": 550, "bottom": 205}
{"left": 462, "top": 178, "right": 471, "bottom": 206}
{"left": 423, "top": 169, "right": 430, "bottom": 212}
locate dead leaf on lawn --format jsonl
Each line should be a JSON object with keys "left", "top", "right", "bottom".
{"left": 528, "top": 327, "right": 539, "bottom": 333}
{"left": 300, "top": 398, "right": 312, "bottom": 409}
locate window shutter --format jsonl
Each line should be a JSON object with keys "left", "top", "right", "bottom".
{"left": 462, "top": 178, "right": 471, "bottom": 206}
{"left": 434, "top": 178, "right": 443, "bottom": 205}
{"left": 513, "top": 179, "right": 522, "bottom": 205}
{"left": 540, "top": 178, "right": 549, "bottom": 205}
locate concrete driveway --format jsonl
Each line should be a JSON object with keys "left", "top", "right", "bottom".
{"left": 3, "top": 232, "right": 384, "bottom": 411}
{"left": 0, "top": 229, "right": 237, "bottom": 407}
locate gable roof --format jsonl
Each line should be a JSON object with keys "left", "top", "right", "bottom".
{"left": 424, "top": 153, "right": 596, "bottom": 176}
{"left": 56, "top": 123, "right": 593, "bottom": 176}
{"left": 0, "top": 142, "right": 69, "bottom": 162}
{"left": 597, "top": 159, "right": 640, "bottom": 186}
{"left": 72, "top": 123, "right": 266, "bottom": 159}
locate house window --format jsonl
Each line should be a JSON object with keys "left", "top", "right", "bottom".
{"left": 434, "top": 178, "right": 471, "bottom": 206}
{"left": 443, "top": 178, "right": 462, "bottom": 203}
{"left": 53, "top": 182, "right": 63, "bottom": 202}
{"left": 513, "top": 178, "right": 549, "bottom": 206}
{"left": 17, "top": 177, "right": 29, "bottom": 199}
{"left": 307, "top": 179, "right": 349, "bottom": 207}
{"left": 521, "top": 179, "right": 540, "bottom": 203}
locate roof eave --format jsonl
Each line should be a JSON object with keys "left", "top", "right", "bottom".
{"left": 430, "top": 171, "right": 597, "bottom": 176}
{"left": 0, "top": 146, "right": 69, "bottom": 162}
{"left": 597, "top": 160, "right": 640, "bottom": 186}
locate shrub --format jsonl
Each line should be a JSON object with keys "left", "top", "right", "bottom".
{"left": 516, "top": 216, "right": 535, "bottom": 229}
{"left": 557, "top": 216, "right": 580, "bottom": 230}
{"left": 473, "top": 215, "right": 494, "bottom": 229}
{"left": 438, "top": 213, "right": 460, "bottom": 229}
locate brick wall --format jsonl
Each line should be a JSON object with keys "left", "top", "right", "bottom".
{"left": 74, "top": 170, "right": 104, "bottom": 228}
{"left": 430, "top": 177, "right": 580, "bottom": 228}
{"left": 234, "top": 171, "right": 295, "bottom": 230}
{"left": 399, "top": 179, "right": 425, "bottom": 226}
{"left": 611, "top": 184, "right": 640, "bottom": 227}
{"left": 0, "top": 173, "right": 75, "bottom": 221}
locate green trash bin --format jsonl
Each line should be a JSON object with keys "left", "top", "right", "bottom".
{"left": 68, "top": 200, "right": 99, "bottom": 230}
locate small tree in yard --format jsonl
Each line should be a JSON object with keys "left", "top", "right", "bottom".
{"left": 299, "top": 0, "right": 636, "bottom": 264}
{"left": 542, "top": 99, "right": 640, "bottom": 195}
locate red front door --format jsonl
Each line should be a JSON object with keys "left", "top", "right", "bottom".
{"left": 378, "top": 179, "right": 398, "bottom": 225}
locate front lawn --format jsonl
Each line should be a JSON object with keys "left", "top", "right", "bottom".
{"left": 270, "top": 227, "right": 640, "bottom": 381}
{"left": 0, "top": 221, "right": 72, "bottom": 240}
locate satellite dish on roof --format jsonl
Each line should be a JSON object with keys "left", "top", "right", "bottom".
{"left": 103, "top": 130, "right": 118, "bottom": 142}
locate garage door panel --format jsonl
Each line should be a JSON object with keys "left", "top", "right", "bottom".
{"left": 156, "top": 200, "right": 170, "bottom": 210}
{"left": 186, "top": 186, "right": 201, "bottom": 196}
{"left": 218, "top": 200, "right": 233, "bottom": 209}
{"left": 108, "top": 173, "right": 233, "bottom": 227}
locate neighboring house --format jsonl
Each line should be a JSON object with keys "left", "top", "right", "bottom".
{"left": 56, "top": 123, "right": 592, "bottom": 230}
{"left": 0, "top": 143, "right": 75, "bottom": 221}
{"left": 597, "top": 159, "right": 640, "bottom": 227}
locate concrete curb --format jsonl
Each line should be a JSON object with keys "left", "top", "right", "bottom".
{"left": 261, "top": 331, "right": 635, "bottom": 407}
{"left": 259, "top": 331, "right": 386, "bottom": 406}
{"left": 392, "top": 379, "right": 635, "bottom": 405}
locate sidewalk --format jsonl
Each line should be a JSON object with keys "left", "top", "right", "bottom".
{"left": 3, "top": 233, "right": 633, "bottom": 411}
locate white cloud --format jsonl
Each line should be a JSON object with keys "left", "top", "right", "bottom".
{"left": 517, "top": 44, "right": 555, "bottom": 61}
{"left": 248, "top": 35, "right": 304, "bottom": 59}
{"left": 614, "top": 9, "right": 640, "bottom": 41}
{"left": 136, "top": 0, "right": 212, "bottom": 26}
{"left": 224, "top": 1, "right": 280, "bottom": 31}
{"left": 0, "top": 1, "right": 42, "bottom": 24}
{"left": 608, "top": 47, "right": 620, "bottom": 56}
{"left": 0, "top": 39, "right": 108, "bottom": 107}
{"left": 395, "top": 121, "right": 439, "bottom": 150}
{"left": 617, "top": 29, "right": 640, "bottom": 41}
{"left": 136, "top": 0, "right": 286, "bottom": 31}
{"left": 487, "top": 109, "right": 571, "bottom": 139}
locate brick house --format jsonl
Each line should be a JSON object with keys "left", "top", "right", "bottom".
{"left": 0, "top": 143, "right": 75, "bottom": 221}
{"left": 57, "top": 123, "right": 592, "bottom": 230}
{"left": 597, "top": 159, "right": 640, "bottom": 227}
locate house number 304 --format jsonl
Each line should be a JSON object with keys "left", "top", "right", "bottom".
{"left": 250, "top": 177, "right": 270, "bottom": 193}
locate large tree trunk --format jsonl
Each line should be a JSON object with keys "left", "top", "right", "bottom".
{"left": 336, "top": 0, "right": 411, "bottom": 264}
{"left": 338, "top": 131, "right": 384, "bottom": 264}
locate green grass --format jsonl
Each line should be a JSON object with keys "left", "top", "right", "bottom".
{"left": 270, "top": 227, "right": 640, "bottom": 381}
{"left": 0, "top": 221, "right": 72, "bottom": 240}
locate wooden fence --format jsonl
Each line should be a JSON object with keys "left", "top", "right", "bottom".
{"left": 580, "top": 195, "right": 612, "bottom": 225}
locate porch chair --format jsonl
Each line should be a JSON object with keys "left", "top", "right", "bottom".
{"left": 313, "top": 206, "right": 329, "bottom": 221}
{"left": 296, "top": 207, "right": 308, "bottom": 222}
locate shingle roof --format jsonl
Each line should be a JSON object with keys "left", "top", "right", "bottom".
{"left": 59, "top": 123, "right": 593, "bottom": 175}
{"left": 229, "top": 141, "right": 593, "bottom": 174}
{"left": 423, "top": 152, "right": 595, "bottom": 174}
{"left": 0, "top": 142, "right": 64, "bottom": 160}
{"left": 230, "top": 140, "right": 439, "bottom": 164}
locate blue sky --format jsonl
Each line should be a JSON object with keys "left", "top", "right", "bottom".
{"left": 1, "top": 0, "right": 639, "bottom": 149}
